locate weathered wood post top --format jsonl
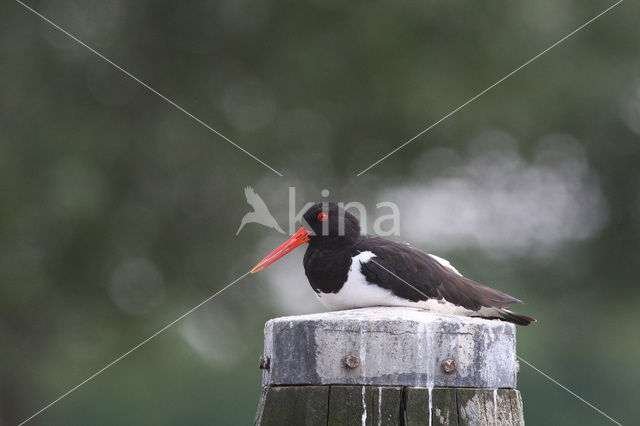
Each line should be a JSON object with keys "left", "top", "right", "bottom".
{"left": 256, "top": 307, "right": 524, "bottom": 425}
{"left": 262, "top": 307, "right": 517, "bottom": 388}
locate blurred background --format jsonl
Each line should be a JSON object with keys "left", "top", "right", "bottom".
{"left": 1, "top": 0, "right": 638, "bottom": 424}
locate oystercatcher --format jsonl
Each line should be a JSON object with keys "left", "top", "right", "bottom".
{"left": 251, "top": 202, "right": 535, "bottom": 325}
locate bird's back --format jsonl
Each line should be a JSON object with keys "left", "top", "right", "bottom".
{"left": 351, "top": 236, "right": 534, "bottom": 325}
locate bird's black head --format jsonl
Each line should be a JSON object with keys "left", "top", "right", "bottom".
{"left": 250, "top": 202, "right": 361, "bottom": 273}
{"left": 302, "top": 202, "right": 361, "bottom": 242}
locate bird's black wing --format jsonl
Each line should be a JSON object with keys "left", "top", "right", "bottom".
{"left": 354, "top": 236, "right": 522, "bottom": 311}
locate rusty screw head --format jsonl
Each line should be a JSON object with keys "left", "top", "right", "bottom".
{"left": 442, "top": 358, "right": 456, "bottom": 374}
{"left": 344, "top": 354, "right": 360, "bottom": 369}
{"left": 259, "top": 354, "right": 270, "bottom": 370}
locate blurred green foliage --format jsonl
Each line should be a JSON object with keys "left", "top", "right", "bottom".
{"left": 1, "top": 0, "right": 639, "bottom": 424}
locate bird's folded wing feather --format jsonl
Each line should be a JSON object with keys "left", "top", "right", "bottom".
{"left": 356, "top": 237, "right": 522, "bottom": 312}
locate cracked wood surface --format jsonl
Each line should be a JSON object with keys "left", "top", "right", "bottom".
{"left": 256, "top": 386, "right": 524, "bottom": 425}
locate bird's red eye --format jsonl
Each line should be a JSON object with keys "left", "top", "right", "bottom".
{"left": 317, "top": 212, "right": 328, "bottom": 221}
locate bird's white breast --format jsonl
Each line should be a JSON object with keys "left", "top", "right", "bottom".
{"left": 315, "top": 251, "right": 477, "bottom": 317}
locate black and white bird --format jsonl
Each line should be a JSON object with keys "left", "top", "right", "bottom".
{"left": 252, "top": 202, "right": 535, "bottom": 326}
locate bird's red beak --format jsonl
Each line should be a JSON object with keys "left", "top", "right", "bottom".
{"left": 251, "top": 227, "right": 311, "bottom": 273}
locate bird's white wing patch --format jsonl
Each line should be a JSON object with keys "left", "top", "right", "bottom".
{"left": 428, "top": 254, "right": 462, "bottom": 276}
{"left": 316, "top": 251, "right": 387, "bottom": 310}
{"left": 355, "top": 251, "right": 376, "bottom": 263}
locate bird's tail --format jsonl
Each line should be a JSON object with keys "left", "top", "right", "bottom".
{"left": 496, "top": 309, "right": 536, "bottom": 326}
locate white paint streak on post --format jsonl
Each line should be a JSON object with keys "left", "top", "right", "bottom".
{"left": 378, "top": 387, "right": 382, "bottom": 426}
{"left": 359, "top": 318, "right": 367, "bottom": 426}
{"left": 361, "top": 385, "right": 367, "bottom": 426}
{"left": 427, "top": 386, "right": 433, "bottom": 426}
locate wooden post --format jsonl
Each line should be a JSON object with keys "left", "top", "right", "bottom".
{"left": 254, "top": 307, "right": 524, "bottom": 425}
